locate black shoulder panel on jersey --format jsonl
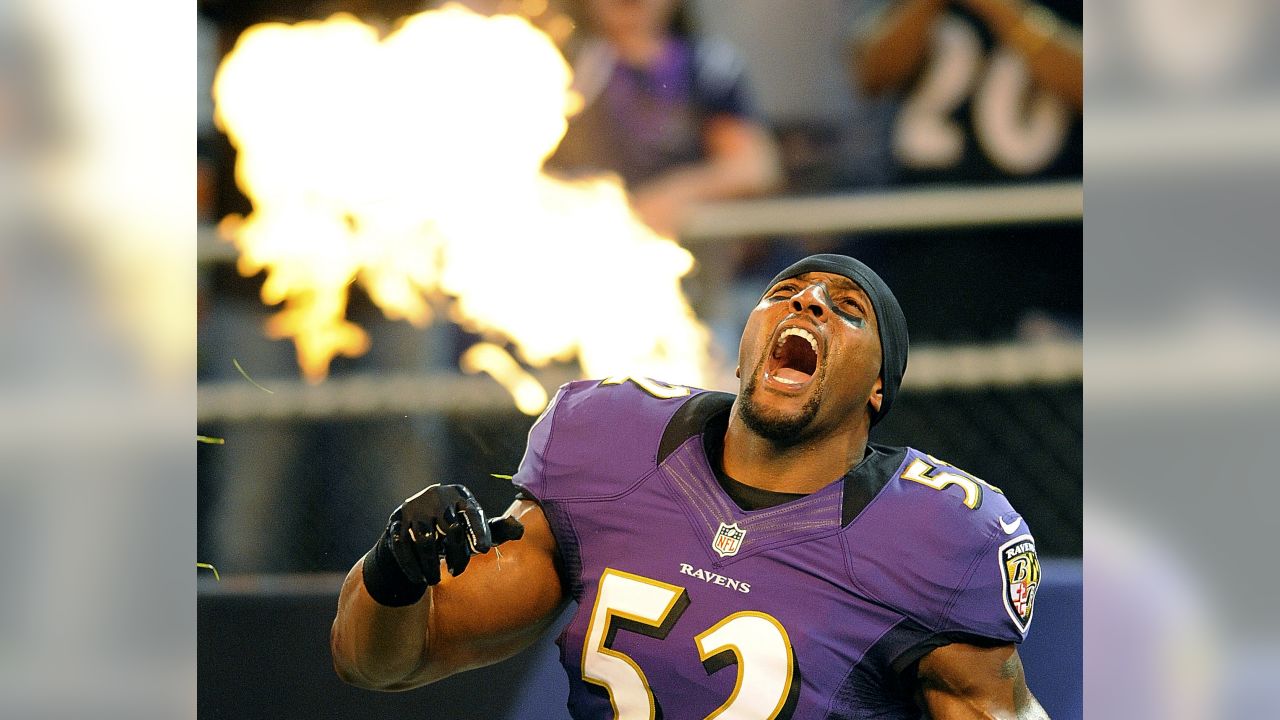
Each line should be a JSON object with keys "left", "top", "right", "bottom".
{"left": 657, "top": 390, "right": 735, "bottom": 464}
{"left": 830, "top": 615, "right": 931, "bottom": 716}
{"left": 841, "top": 443, "right": 909, "bottom": 527}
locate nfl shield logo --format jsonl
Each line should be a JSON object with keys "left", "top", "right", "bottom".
{"left": 712, "top": 522, "right": 746, "bottom": 558}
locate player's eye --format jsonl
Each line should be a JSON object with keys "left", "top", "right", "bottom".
{"left": 769, "top": 283, "right": 798, "bottom": 298}
{"left": 836, "top": 297, "right": 867, "bottom": 325}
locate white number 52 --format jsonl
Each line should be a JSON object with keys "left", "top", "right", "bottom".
{"left": 582, "top": 568, "right": 798, "bottom": 720}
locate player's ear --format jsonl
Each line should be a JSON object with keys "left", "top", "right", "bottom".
{"left": 734, "top": 365, "right": 740, "bottom": 379}
{"left": 868, "top": 377, "right": 884, "bottom": 414}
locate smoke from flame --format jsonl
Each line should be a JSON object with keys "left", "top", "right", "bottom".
{"left": 212, "top": 5, "right": 711, "bottom": 411}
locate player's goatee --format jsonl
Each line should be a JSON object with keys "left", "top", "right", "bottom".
{"left": 739, "top": 362, "right": 824, "bottom": 445}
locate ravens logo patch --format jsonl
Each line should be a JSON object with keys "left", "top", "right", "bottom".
{"left": 999, "top": 534, "right": 1039, "bottom": 633}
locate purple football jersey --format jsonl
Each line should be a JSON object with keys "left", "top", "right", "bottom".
{"left": 513, "top": 379, "right": 1037, "bottom": 719}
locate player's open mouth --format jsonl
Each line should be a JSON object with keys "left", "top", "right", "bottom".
{"left": 764, "top": 326, "right": 820, "bottom": 389}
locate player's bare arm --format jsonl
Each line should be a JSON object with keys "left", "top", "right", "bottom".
{"left": 917, "top": 642, "right": 1049, "bottom": 719}
{"left": 331, "top": 498, "right": 566, "bottom": 691}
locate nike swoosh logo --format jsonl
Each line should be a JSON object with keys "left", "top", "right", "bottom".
{"left": 999, "top": 516, "right": 1022, "bottom": 534}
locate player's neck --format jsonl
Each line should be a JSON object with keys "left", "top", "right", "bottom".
{"left": 720, "top": 414, "right": 868, "bottom": 495}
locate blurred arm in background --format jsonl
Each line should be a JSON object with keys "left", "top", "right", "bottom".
{"left": 954, "top": 0, "right": 1082, "bottom": 110}
{"left": 848, "top": 0, "right": 949, "bottom": 95}
{"left": 629, "top": 111, "right": 781, "bottom": 237}
{"left": 849, "top": 0, "right": 1081, "bottom": 110}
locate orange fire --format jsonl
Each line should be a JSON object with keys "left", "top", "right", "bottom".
{"left": 213, "top": 5, "right": 710, "bottom": 411}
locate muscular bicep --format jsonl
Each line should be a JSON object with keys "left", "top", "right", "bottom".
{"left": 916, "top": 642, "right": 1049, "bottom": 719}
{"left": 412, "top": 499, "right": 568, "bottom": 685}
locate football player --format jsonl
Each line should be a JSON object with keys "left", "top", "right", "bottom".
{"left": 332, "top": 253, "right": 1049, "bottom": 719}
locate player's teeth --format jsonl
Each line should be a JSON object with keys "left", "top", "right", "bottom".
{"left": 774, "top": 375, "right": 799, "bottom": 385}
{"left": 778, "top": 327, "right": 817, "bottom": 353}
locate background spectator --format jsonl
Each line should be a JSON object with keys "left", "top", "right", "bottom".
{"left": 547, "top": 0, "right": 782, "bottom": 237}
{"left": 849, "top": 0, "right": 1082, "bottom": 183}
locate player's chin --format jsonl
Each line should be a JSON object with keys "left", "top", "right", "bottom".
{"left": 741, "top": 374, "right": 822, "bottom": 440}
{"left": 740, "top": 398, "right": 818, "bottom": 444}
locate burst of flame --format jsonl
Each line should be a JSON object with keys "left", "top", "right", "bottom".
{"left": 213, "top": 4, "right": 710, "bottom": 412}
{"left": 460, "top": 343, "right": 548, "bottom": 415}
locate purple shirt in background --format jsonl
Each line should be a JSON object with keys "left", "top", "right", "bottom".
{"left": 514, "top": 379, "right": 1037, "bottom": 719}
{"left": 547, "top": 36, "right": 757, "bottom": 187}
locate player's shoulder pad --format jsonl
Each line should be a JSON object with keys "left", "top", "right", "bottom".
{"left": 850, "top": 447, "right": 1013, "bottom": 565}
{"left": 888, "top": 447, "right": 1020, "bottom": 537}
{"left": 892, "top": 448, "right": 1036, "bottom": 639}
{"left": 847, "top": 448, "right": 1035, "bottom": 640}
{"left": 886, "top": 447, "right": 1028, "bottom": 567}
{"left": 510, "top": 377, "right": 708, "bottom": 502}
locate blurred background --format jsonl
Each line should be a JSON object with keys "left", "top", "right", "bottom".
{"left": 3, "top": 0, "right": 1276, "bottom": 717}
{"left": 194, "top": 0, "right": 1081, "bottom": 718}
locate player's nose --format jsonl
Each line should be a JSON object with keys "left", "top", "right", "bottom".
{"left": 790, "top": 283, "right": 829, "bottom": 322}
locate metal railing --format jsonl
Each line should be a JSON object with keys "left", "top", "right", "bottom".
{"left": 196, "top": 340, "right": 1080, "bottom": 422}
{"left": 197, "top": 180, "right": 1082, "bottom": 421}
{"left": 197, "top": 180, "right": 1082, "bottom": 263}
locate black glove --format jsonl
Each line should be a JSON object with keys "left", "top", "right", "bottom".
{"left": 361, "top": 484, "right": 524, "bottom": 606}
